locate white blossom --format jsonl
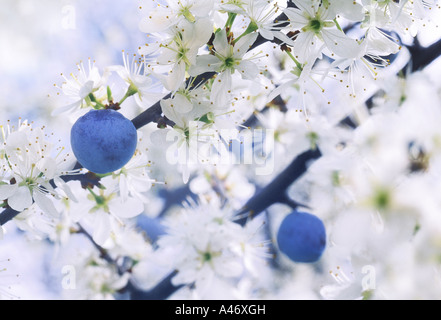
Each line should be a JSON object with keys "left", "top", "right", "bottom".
{"left": 139, "top": 0, "right": 215, "bottom": 33}
{"left": 145, "top": 18, "right": 214, "bottom": 92}
{"left": 189, "top": 29, "right": 261, "bottom": 107}
{"left": 108, "top": 52, "right": 161, "bottom": 108}
{"left": 53, "top": 59, "right": 110, "bottom": 115}
{"left": 0, "top": 120, "right": 77, "bottom": 216}
{"left": 156, "top": 199, "right": 269, "bottom": 295}
{"left": 284, "top": 0, "right": 364, "bottom": 63}
{"left": 62, "top": 252, "right": 130, "bottom": 300}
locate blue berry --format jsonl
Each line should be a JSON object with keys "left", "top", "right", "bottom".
{"left": 71, "top": 109, "right": 137, "bottom": 174}
{"left": 277, "top": 211, "right": 326, "bottom": 263}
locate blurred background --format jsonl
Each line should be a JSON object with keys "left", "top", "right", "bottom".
{"left": 0, "top": 0, "right": 145, "bottom": 123}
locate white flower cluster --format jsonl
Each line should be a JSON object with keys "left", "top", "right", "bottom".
{"left": 1, "top": 0, "right": 440, "bottom": 300}
{"left": 0, "top": 119, "right": 155, "bottom": 249}
{"left": 0, "top": 120, "right": 76, "bottom": 215}
{"left": 311, "top": 70, "right": 441, "bottom": 300}
{"left": 53, "top": 54, "right": 163, "bottom": 120}
{"left": 132, "top": 0, "right": 434, "bottom": 181}
{"left": 155, "top": 200, "right": 270, "bottom": 297}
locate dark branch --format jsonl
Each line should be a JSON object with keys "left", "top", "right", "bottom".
{"left": 131, "top": 97, "right": 169, "bottom": 130}
{"left": 76, "top": 224, "right": 120, "bottom": 270}
{"left": 157, "top": 183, "right": 198, "bottom": 218}
{"left": 236, "top": 148, "right": 322, "bottom": 225}
{"left": 407, "top": 37, "right": 441, "bottom": 72}
{"left": 130, "top": 71, "right": 217, "bottom": 130}
{"left": 0, "top": 208, "right": 20, "bottom": 226}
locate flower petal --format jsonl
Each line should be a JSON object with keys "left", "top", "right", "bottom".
{"left": 33, "top": 190, "right": 59, "bottom": 218}
{"left": 210, "top": 70, "right": 232, "bottom": 107}
{"left": 0, "top": 184, "right": 18, "bottom": 201}
{"left": 291, "top": 0, "right": 317, "bottom": 17}
{"left": 8, "top": 186, "right": 32, "bottom": 212}
{"left": 236, "top": 60, "right": 259, "bottom": 80}
{"left": 213, "top": 29, "right": 230, "bottom": 58}
{"left": 54, "top": 177, "right": 78, "bottom": 202}
{"left": 92, "top": 211, "right": 111, "bottom": 246}
{"left": 322, "top": 28, "right": 363, "bottom": 59}
{"left": 37, "top": 157, "right": 57, "bottom": 180}
{"left": 234, "top": 33, "right": 258, "bottom": 59}
{"left": 164, "top": 61, "right": 187, "bottom": 92}
{"left": 138, "top": 9, "right": 173, "bottom": 33}
{"left": 51, "top": 100, "right": 82, "bottom": 116}
{"left": 191, "top": 0, "right": 214, "bottom": 17}
{"left": 79, "top": 81, "right": 94, "bottom": 99}
{"left": 110, "top": 197, "right": 144, "bottom": 219}
{"left": 173, "top": 93, "right": 194, "bottom": 114}
{"left": 188, "top": 55, "right": 220, "bottom": 76}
